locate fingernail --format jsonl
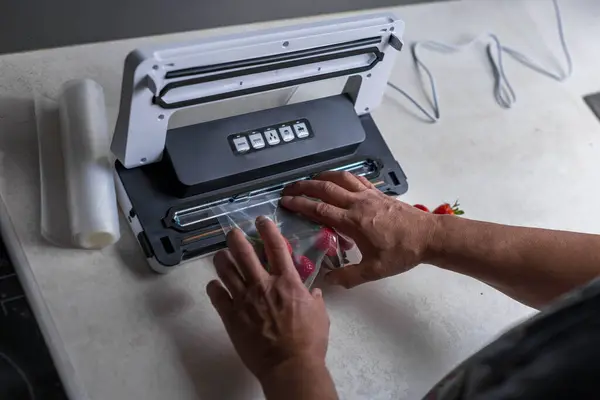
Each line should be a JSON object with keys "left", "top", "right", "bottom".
{"left": 280, "top": 196, "right": 293, "bottom": 206}
{"left": 281, "top": 184, "right": 296, "bottom": 195}
{"left": 256, "top": 215, "right": 269, "bottom": 226}
{"left": 226, "top": 228, "right": 240, "bottom": 241}
{"left": 213, "top": 248, "right": 228, "bottom": 261}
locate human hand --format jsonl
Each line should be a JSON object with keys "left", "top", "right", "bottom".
{"left": 206, "top": 216, "right": 330, "bottom": 386}
{"left": 281, "top": 171, "right": 438, "bottom": 288}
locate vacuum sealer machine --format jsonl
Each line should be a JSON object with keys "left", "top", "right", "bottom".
{"left": 111, "top": 13, "right": 408, "bottom": 273}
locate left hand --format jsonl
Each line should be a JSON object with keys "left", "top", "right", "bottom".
{"left": 206, "top": 216, "right": 331, "bottom": 384}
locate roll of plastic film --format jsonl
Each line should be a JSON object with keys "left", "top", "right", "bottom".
{"left": 59, "top": 79, "right": 120, "bottom": 249}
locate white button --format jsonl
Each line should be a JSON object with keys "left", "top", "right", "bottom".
{"left": 278, "top": 126, "right": 295, "bottom": 142}
{"left": 248, "top": 132, "right": 265, "bottom": 149}
{"left": 263, "top": 129, "right": 280, "bottom": 145}
{"left": 293, "top": 122, "right": 309, "bottom": 138}
{"left": 232, "top": 136, "right": 250, "bottom": 153}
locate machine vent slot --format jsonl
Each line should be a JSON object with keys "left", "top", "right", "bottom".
{"left": 388, "top": 171, "right": 400, "bottom": 186}
{"left": 161, "top": 236, "right": 175, "bottom": 254}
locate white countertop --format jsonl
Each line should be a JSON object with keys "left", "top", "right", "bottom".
{"left": 1, "top": 1, "right": 600, "bottom": 399}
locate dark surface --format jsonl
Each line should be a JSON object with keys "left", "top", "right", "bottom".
{"left": 0, "top": 0, "right": 447, "bottom": 55}
{"left": 0, "top": 242, "right": 67, "bottom": 400}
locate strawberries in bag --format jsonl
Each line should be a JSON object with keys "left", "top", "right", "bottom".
{"left": 212, "top": 193, "right": 345, "bottom": 288}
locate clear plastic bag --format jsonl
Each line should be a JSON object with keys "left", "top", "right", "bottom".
{"left": 212, "top": 193, "right": 343, "bottom": 288}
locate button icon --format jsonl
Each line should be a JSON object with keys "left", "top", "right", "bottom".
{"left": 278, "top": 126, "right": 295, "bottom": 142}
{"left": 293, "top": 122, "right": 309, "bottom": 138}
{"left": 248, "top": 132, "right": 266, "bottom": 149}
{"left": 232, "top": 136, "right": 250, "bottom": 153}
{"left": 263, "top": 129, "right": 280, "bottom": 145}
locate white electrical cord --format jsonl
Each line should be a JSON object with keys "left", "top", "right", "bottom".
{"left": 387, "top": 0, "right": 572, "bottom": 123}
{"left": 0, "top": 351, "right": 36, "bottom": 400}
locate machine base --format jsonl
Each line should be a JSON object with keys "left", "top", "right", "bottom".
{"left": 116, "top": 99, "right": 408, "bottom": 272}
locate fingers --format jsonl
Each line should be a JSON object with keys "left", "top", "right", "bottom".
{"left": 255, "top": 216, "right": 296, "bottom": 277}
{"left": 206, "top": 280, "right": 233, "bottom": 323}
{"left": 226, "top": 229, "right": 269, "bottom": 285}
{"left": 324, "top": 262, "right": 384, "bottom": 288}
{"left": 311, "top": 288, "right": 323, "bottom": 299}
{"left": 214, "top": 250, "right": 245, "bottom": 297}
{"left": 280, "top": 196, "right": 348, "bottom": 229}
{"left": 315, "top": 171, "right": 368, "bottom": 192}
{"left": 356, "top": 175, "right": 376, "bottom": 190}
{"left": 282, "top": 180, "right": 354, "bottom": 208}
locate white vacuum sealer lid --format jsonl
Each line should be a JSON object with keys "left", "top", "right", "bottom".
{"left": 111, "top": 13, "right": 404, "bottom": 169}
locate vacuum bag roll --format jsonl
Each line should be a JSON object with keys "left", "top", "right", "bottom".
{"left": 59, "top": 79, "right": 120, "bottom": 249}
{"left": 34, "top": 92, "right": 71, "bottom": 247}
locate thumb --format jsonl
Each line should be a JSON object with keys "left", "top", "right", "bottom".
{"left": 325, "top": 262, "right": 382, "bottom": 289}
{"left": 206, "top": 280, "right": 234, "bottom": 325}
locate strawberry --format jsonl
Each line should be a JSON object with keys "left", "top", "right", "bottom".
{"left": 413, "top": 204, "right": 430, "bottom": 212}
{"left": 433, "top": 201, "right": 464, "bottom": 215}
{"left": 315, "top": 227, "right": 338, "bottom": 256}
{"left": 294, "top": 256, "right": 316, "bottom": 281}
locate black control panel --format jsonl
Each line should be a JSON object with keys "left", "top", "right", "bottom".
{"left": 164, "top": 95, "right": 366, "bottom": 197}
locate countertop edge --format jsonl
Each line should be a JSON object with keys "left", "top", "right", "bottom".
{"left": 0, "top": 194, "right": 90, "bottom": 400}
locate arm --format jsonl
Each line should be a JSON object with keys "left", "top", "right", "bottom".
{"left": 281, "top": 171, "right": 600, "bottom": 309}
{"left": 428, "top": 216, "right": 600, "bottom": 308}
{"left": 207, "top": 217, "right": 337, "bottom": 400}
{"left": 261, "top": 357, "right": 337, "bottom": 400}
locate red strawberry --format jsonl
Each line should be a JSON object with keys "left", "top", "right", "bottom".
{"left": 433, "top": 201, "right": 464, "bottom": 215}
{"left": 413, "top": 204, "right": 430, "bottom": 212}
{"left": 294, "top": 256, "right": 316, "bottom": 281}
{"left": 315, "top": 227, "right": 338, "bottom": 256}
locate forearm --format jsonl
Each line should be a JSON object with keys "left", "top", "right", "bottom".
{"left": 260, "top": 357, "right": 338, "bottom": 400}
{"left": 427, "top": 215, "right": 600, "bottom": 309}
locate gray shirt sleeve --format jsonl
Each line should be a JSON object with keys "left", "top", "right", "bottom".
{"left": 424, "top": 278, "right": 600, "bottom": 400}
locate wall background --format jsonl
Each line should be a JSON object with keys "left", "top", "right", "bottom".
{"left": 0, "top": 0, "right": 446, "bottom": 54}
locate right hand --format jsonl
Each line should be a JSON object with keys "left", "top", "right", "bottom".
{"left": 280, "top": 171, "right": 438, "bottom": 288}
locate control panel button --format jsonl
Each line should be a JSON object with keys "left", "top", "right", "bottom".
{"left": 293, "top": 122, "right": 309, "bottom": 138}
{"left": 230, "top": 119, "right": 310, "bottom": 155}
{"left": 232, "top": 136, "right": 250, "bottom": 153}
{"left": 278, "top": 126, "right": 295, "bottom": 142}
{"left": 264, "top": 129, "right": 280, "bottom": 145}
{"left": 248, "top": 132, "right": 266, "bottom": 149}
